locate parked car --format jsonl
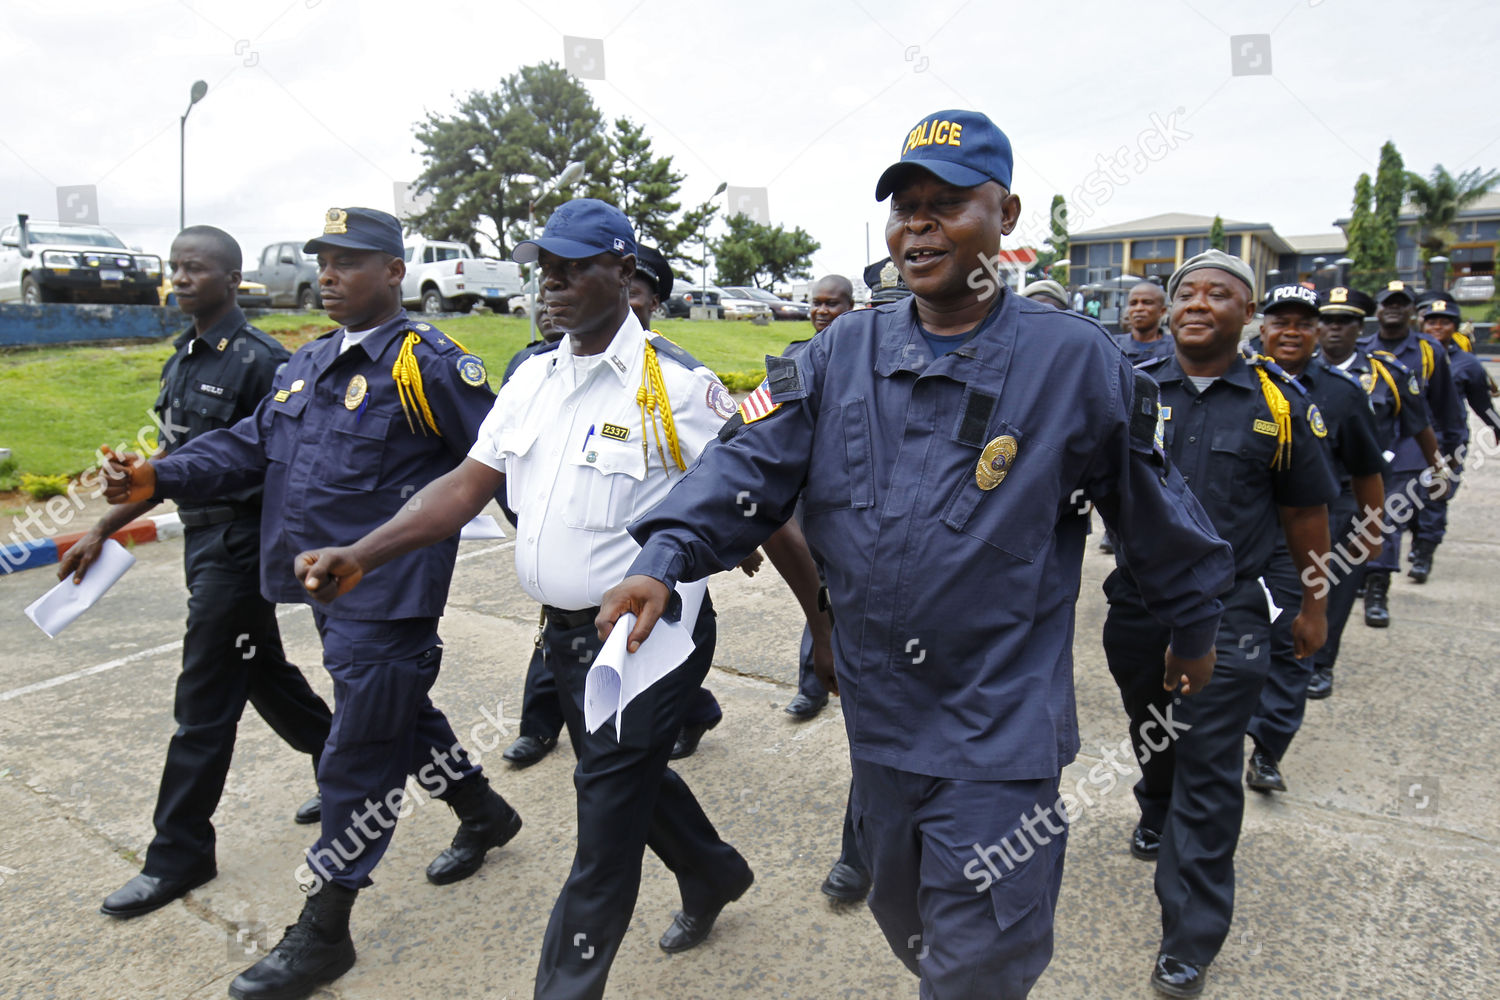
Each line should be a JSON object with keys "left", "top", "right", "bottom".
{"left": 401, "top": 237, "right": 522, "bottom": 314}
{"left": 0, "top": 215, "right": 162, "bottom": 305}
{"left": 677, "top": 286, "right": 771, "bottom": 321}
{"left": 721, "top": 286, "right": 810, "bottom": 321}
{"left": 244, "top": 241, "right": 323, "bottom": 310}
{"left": 1451, "top": 275, "right": 1495, "bottom": 303}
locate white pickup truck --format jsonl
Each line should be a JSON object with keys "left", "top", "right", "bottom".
{"left": 401, "top": 237, "right": 521, "bottom": 314}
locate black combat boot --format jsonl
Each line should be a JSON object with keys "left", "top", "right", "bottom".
{"left": 425, "top": 773, "right": 522, "bottom": 885}
{"left": 228, "top": 883, "right": 357, "bottom": 1000}
{"left": 1407, "top": 540, "right": 1435, "bottom": 584}
{"left": 1363, "top": 572, "right": 1391, "bottom": 628}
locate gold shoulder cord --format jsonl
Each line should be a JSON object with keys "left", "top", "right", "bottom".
{"left": 1368, "top": 357, "right": 1401, "bottom": 415}
{"left": 1251, "top": 358, "right": 1292, "bottom": 470}
{"left": 637, "top": 340, "right": 686, "bottom": 473}
{"left": 1420, "top": 338, "right": 1434, "bottom": 381}
{"left": 1455, "top": 330, "right": 1473, "bottom": 353}
{"left": 392, "top": 331, "right": 441, "bottom": 436}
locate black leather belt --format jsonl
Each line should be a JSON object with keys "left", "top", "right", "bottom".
{"left": 177, "top": 504, "right": 258, "bottom": 528}
{"left": 542, "top": 605, "right": 600, "bottom": 630}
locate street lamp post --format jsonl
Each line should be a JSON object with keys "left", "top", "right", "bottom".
{"left": 1336, "top": 257, "right": 1353, "bottom": 287}
{"left": 699, "top": 182, "right": 727, "bottom": 318}
{"left": 179, "top": 80, "right": 207, "bottom": 232}
{"left": 526, "top": 160, "right": 585, "bottom": 344}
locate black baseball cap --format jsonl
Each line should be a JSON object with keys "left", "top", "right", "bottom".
{"left": 634, "top": 244, "right": 673, "bottom": 301}
{"left": 514, "top": 198, "right": 635, "bottom": 263}
{"left": 1261, "top": 283, "right": 1320, "bottom": 316}
{"left": 874, "top": 109, "right": 1014, "bottom": 201}
{"left": 303, "top": 207, "right": 404, "bottom": 257}
{"left": 1375, "top": 279, "right": 1416, "bottom": 305}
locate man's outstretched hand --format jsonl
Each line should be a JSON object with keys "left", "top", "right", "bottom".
{"left": 597, "top": 575, "right": 671, "bottom": 652}
{"left": 1163, "top": 647, "right": 1215, "bottom": 695}
{"left": 99, "top": 447, "right": 155, "bottom": 505}
{"left": 294, "top": 547, "right": 365, "bottom": 603}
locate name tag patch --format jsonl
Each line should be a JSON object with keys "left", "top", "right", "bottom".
{"left": 196, "top": 382, "right": 226, "bottom": 397}
{"left": 601, "top": 422, "right": 630, "bottom": 441}
{"left": 1253, "top": 419, "right": 1278, "bottom": 436}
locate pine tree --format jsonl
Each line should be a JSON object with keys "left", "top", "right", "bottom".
{"left": 1209, "top": 215, "right": 1226, "bottom": 251}
{"left": 1346, "top": 173, "right": 1381, "bottom": 293}
{"left": 1371, "top": 140, "right": 1406, "bottom": 285}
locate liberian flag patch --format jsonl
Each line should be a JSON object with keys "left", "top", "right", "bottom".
{"left": 738, "top": 381, "right": 780, "bottom": 423}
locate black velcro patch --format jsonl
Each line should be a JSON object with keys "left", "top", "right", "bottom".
{"left": 765, "top": 354, "right": 805, "bottom": 401}
{"left": 1130, "top": 371, "right": 1160, "bottom": 447}
{"left": 957, "top": 389, "right": 997, "bottom": 448}
{"left": 717, "top": 412, "right": 746, "bottom": 442}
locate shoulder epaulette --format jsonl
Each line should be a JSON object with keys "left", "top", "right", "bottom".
{"left": 390, "top": 325, "right": 489, "bottom": 438}
{"left": 1317, "top": 357, "right": 1364, "bottom": 392}
{"left": 648, "top": 333, "right": 708, "bottom": 373}
{"left": 1250, "top": 354, "right": 1307, "bottom": 395}
{"left": 1369, "top": 349, "right": 1414, "bottom": 378}
{"left": 1134, "top": 354, "right": 1170, "bottom": 373}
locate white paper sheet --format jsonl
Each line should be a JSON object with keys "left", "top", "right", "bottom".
{"left": 584, "top": 579, "right": 708, "bottom": 735}
{"left": 25, "top": 539, "right": 136, "bottom": 638}
{"left": 1259, "top": 578, "right": 1283, "bottom": 620}
{"left": 459, "top": 514, "right": 507, "bottom": 540}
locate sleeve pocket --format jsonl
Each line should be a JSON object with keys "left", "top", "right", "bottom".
{"left": 804, "top": 397, "right": 875, "bottom": 514}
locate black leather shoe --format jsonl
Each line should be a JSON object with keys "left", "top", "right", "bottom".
{"left": 784, "top": 693, "right": 828, "bottom": 720}
{"left": 1130, "top": 825, "right": 1160, "bottom": 861}
{"left": 820, "top": 861, "right": 871, "bottom": 903}
{"left": 229, "top": 884, "right": 357, "bottom": 1000}
{"left": 1150, "top": 953, "right": 1207, "bottom": 997}
{"left": 501, "top": 735, "right": 557, "bottom": 768}
{"left": 670, "top": 717, "right": 720, "bottom": 760}
{"left": 100, "top": 867, "right": 216, "bottom": 919}
{"left": 1245, "top": 747, "right": 1286, "bottom": 793}
{"left": 1306, "top": 665, "right": 1333, "bottom": 700}
{"left": 426, "top": 776, "right": 522, "bottom": 885}
{"left": 294, "top": 793, "right": 321, "bottom": 825}
{"left": 659, "top": 866, "right": 754, "bottom": 954}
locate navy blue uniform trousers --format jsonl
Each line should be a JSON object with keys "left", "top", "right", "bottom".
{"left": 304, "top": 615, "right": 478, "bottom": 890}
{"left": 1313, "top": 497, "right": 1367, "bottom": 675}
{"left": 1369, "top": 470, "right": 1425, "bottom": 573}
{"left": 533, "top": 597, "right": 749, "bottom": 1000}
{"left": 143, "top": 517, "right": 331, "bottom": 878}
{"left": 850, "top": 761, "right": 1065, "bottom": 999}
{"left": 1104, "top": 575, "right": 1271, "bottom": 964}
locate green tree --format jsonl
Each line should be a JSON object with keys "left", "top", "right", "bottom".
{"left": 1371, "top": 140, "right": 1406, "bottom": 284}
{"left": 409, "top": 62, "right": 607, "bottom": 257}
{"left": 1346, "top": 172, "right": 1383, "bottom": 293}
{"left": 1209, "top": 214, "right": 1225, "bottom": 251}
{"left": 711, "top": 215, "right": 820, "bottom": 289}
{"left": 1035, "top": 194, "right": 1069, "bottom": 286}
{"left": 1403, "top": 164, "right": 1500, "bottom": 262}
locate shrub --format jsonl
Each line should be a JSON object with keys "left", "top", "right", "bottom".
{"left": 20, "top": 473, "right": 71, "bottom": 500}
{"left": 716, "top": 370, "right": 766, "bottom": 393}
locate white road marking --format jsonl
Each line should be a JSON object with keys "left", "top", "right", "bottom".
{"left": 0, "top": 540, "right": 515, "bottom": 702}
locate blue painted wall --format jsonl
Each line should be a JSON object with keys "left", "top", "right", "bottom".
{"left": 0, "top": 304, "right": 181, "bottom": 348}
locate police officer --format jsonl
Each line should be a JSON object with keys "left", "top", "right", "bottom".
{"left": 1358, "top": 280, "right": 1464, "bottom": 622}
{"left": 102, "top": 207, "right": 521, "bottom": 1000}
{"left": 1019, "top": 277, "right": 1069, "bottom": 309}
{"left": 1116, "top": 279, "right": 1175, "bottom": 364}
{"left": 294, "top": 201, "right": 760, "bottom": 1000}
{"left": 1106, "top": 253, "right": 1336, "bottom": 997}
{"left": 1414, "top": 293, "right": 1500, "bottom": 581}
{"left": 597, "top": 110, "right": 1235, "bottom": 999}
{"left": 1242, "top": 285, "right": 1385, "bottom": 794}
{"left": 500, "top": 290, "right": 568, "bottom": 768}
{"left": 1306, "top": 286, "right": 1437, "bottom": 695}
{"left": 863, "top": 256, "right": 911, "bottom": 304}
{"left": 66, "top": 226, "right": 331, "bottom": 920}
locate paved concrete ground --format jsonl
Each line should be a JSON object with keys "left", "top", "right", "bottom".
{"left": 3, "top": 418, "right": 1499, "bottom": 999}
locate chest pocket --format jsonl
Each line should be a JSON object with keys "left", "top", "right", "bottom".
{"left": 1206, "top": 424, "right": 1277, "bottom": 502}
{"left": 803, "top": 397, "right": 874, "bottom": 515}
{"left": 313, "top": 411, "right": 391, "bottom": 492}
{"left": 940, "top": 422, "right": 1061, "bottom": 563}
{"left": 563, "top": 436, "right": 647, "bottom": 531}
{"left": 187, "top": 383, "right": 237, "bottom": 424}
{"left": 264, "top": 390, "right": 309, "bottom": 464}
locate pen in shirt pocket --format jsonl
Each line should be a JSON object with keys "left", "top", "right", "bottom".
{"left": 581, "top": 423, "right": 595, "bottom": 453}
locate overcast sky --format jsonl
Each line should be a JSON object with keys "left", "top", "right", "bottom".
{"left": 4, "top": 0, "right": 1499, "bottom": 286}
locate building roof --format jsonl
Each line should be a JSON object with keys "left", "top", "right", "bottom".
{"left": 1071, "top": 212, "right": 1263, "bottom": 239}
{"left": 1333, "top": 189, "right": 1500, "bottom": 228}
{"left": 1282, "top": 232, "right": 1348, "bottom": 254}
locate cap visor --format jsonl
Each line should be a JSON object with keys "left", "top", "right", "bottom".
{"left": 1319, "top": 305, "right": 1368, "bottom": 317}
{"left": 303, "top": 234, "right": 387, "bottom": 255}
{"left": 874, "top": 160, "right": 992, "bottom": 201}
{"left": 1264, "top": 302, "right": 1319, "bottom": 317}
{"left": 513, "top": 236, "right": 610, "bottom": 264}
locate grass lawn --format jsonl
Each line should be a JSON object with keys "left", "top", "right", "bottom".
{"left": 0, "top": 311, "right": 804, "bottom": 486}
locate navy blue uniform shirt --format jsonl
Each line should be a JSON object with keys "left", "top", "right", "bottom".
{"left": 627, "top": 290, "right": 1234, "bottom": 781}
{"left": 151, "top": 311, "right": 497, "bottom": 619}
{"left": 1294, "top": 359, "right": 1386, "bottom": 486}
{"left": 1340, "top": 348, "right": 1429, "bottom": 451}
{"left": 1445, "top": 341, "right": 1500, "bottom": 442}
{"left": 1359, "top": 330, "right": 1465, "bottom": 469}
{"left": 1114, "top": 331, "right": 1176, "bottom": 366}
{"left": 156, "top": 306, "right": 289, "bottom": 509}
{"left": 1129, "top": 354, "right": 1339, "bottom": 585}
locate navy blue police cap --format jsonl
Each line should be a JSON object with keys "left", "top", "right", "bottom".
{"left": 634, "top": 243, "right": 673, "bottom": 300}
{"left": 1418, "top": 293, "right": 1461, "bottom": 320}
{"left": 875, "top": 109, "right": 1014, "bottom": 201}
{"left": 303, "top": 207, "right": 404, "bottom": 257}
{"left": 1319, "top": 286, "right": 1374, "bottom": 318}
{"left": 1261, "top": 283, "right": 1320, "bottom": 316}
{"left": 513, "top": 199, "right": 636, "bottom": 264}
{"left": 1375, "top": 279, "right": 1416, "bottom": 305}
